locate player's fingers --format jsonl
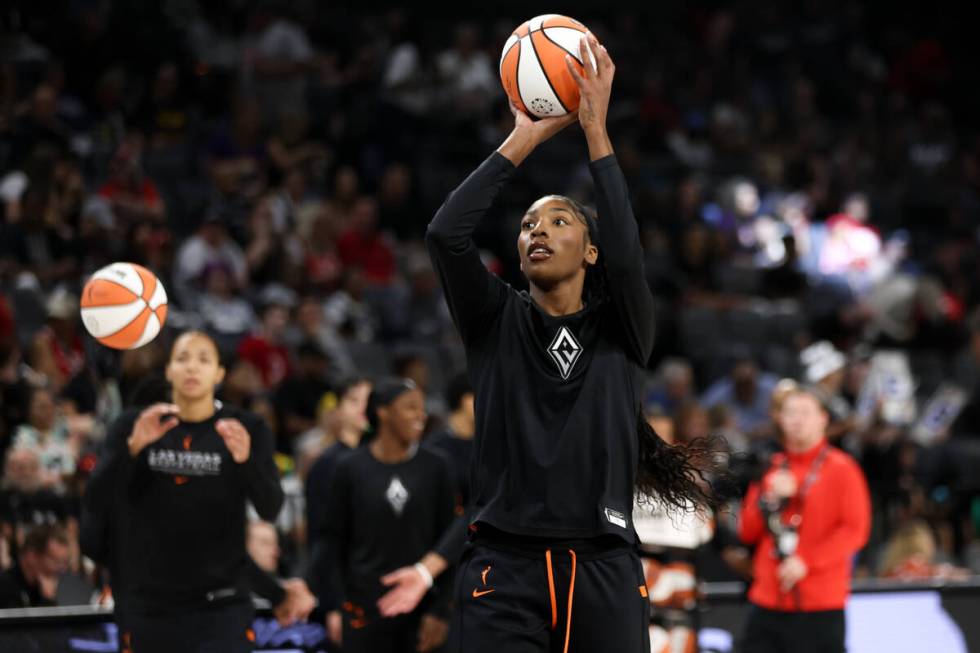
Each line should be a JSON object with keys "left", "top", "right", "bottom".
{"left": 565, "top": 55, "right": 586, "bottom": 88}
{"left": 560, "top": 110, "right": 579, "bottom": 126}
{"left": 380, "top": 569, "right": 407, "bottom": 586}
{"left": 140, "top": 403, "right": 177, "bottom": 422}
{"left": 599, "top": 45, "right": 614, "bottom": 74}
{"left": 376, "top": 592, "right": 399, "bottom": 615}
{"left": 578, "top": 37, "right": 593, "bottom": 79}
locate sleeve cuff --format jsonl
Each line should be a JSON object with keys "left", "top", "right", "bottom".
{"left": 489, "top": 150, "right": 517, "bottom": 171}
{"left": 588, "top": 154, "right": 618, "bottom": 171}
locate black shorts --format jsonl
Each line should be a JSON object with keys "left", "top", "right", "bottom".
{"left": 342, "top": 607, "right": 423, "bottom": 653}
{"left": 449, "top": 533, "right": 650, "bottom": 653}
{"left": 123, "top": 600, "right": 254, "bottom": 653}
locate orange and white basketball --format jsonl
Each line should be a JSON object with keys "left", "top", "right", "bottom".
{"left": 499, "top": 14, "right": 597, "bottom": 118}
{"left": 80, "top": 262, "right": 168, "bottom": 350}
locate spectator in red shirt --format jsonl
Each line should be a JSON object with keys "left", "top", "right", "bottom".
{"left": 336, "top": 197, "right": 395, "bottom": 286}
{"left": 738, "top": 387, "right": 870, "bottom": 653}
{"left": 237, "top": 301, "right": 292, "bottom": 390}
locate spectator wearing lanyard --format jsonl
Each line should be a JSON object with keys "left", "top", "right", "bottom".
{"left": 738, "top": 387, "right": 871, "bottom": 653}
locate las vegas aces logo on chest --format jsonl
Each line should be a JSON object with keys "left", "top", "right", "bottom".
{"left": 548, "top": 326, "right": 582, "bottom": 380}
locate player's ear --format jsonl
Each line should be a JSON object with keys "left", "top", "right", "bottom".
{"left": 214, "top": 365, "right": 226, "bottom": 386}
{"left": 585, "top": 243, "right": 598, "bottom": 265}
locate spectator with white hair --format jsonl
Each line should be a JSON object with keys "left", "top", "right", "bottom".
{"left": 646, "top": 357, "right": 695, "bottom": 415}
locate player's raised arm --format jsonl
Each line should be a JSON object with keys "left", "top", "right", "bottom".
{"left": 567, "top": 32, "right": 655, "bottom": 363}
{"left": 425, "top": 105, "right": 575, "bottom": 342}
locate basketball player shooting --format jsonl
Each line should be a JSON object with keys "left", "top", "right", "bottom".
{"left": 418, "top": 31, "right": 717, "bottom": 653}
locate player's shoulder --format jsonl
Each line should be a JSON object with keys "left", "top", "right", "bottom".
{"left": 415, "top": 445, "right": 455, "bottom": 475}
{"left": 105, "top": 406, "right": 144, "bottom": 440}
{"left": 336, "top": 444, "right": 373, "bottom": 469}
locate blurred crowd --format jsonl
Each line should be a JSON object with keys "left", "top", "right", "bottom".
{"left": 1, "top": 0, "right": 979, "bottom": 610}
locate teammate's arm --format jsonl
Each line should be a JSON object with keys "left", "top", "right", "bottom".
{"left": 225, "top": 415, "right": 284, "bottom": 520}
{"left": 376, "top": 457, "right": 461, "bottom": 618}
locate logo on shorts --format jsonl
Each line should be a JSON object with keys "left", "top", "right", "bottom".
{"left": 385, "top": 475, "right": 410, "bottom": 516}
{"left": 549, "top": 326, "right": 582, "bottom": 380}
{"left": 472, "top": 565, "right": 495, "bottom": 598}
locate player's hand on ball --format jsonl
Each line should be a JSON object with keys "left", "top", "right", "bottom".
{"left": 127, "top": 403, "right": 180, "bottom": 457}
{"left": 565, "top": 31, "right": 614, "bottom": 133}
{"left": 216, "top": 418, "right": 251, "bottom": 463}
{"left": 510, "top": 101, "right": 578, "bottom": 147}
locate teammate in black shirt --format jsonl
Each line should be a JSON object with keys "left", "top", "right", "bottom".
{"left": 304, "top": 375, "right": 372, "bottom": 640}
{"left": 319, "top": 378, "right": 459, "bottom": 653}
{"left": 83, "top": 331, "right": 309, "bottom": 653}
{"left": 418, "top": 33, "right": 714, "bottom": 653}
{"left": 424, "top": 372, "right": 475, "bottom": 506}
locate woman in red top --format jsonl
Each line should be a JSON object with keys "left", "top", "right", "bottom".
{"left": 739, "top": 387, "right": 871, "bottom": 653}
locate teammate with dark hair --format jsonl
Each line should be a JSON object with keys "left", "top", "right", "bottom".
{"left": 413, "top": 32, "right": 714, "bottom": 652}
{"left": 318, "top": 378, "right": 458, "bottom": 652}
{"left": 83, "top": 331, "right": 306, "bottom": 653}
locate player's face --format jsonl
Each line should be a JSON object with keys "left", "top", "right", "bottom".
{"left": 166, "top": 333, "right": 225, "bottom": 401}
{"left": 382, "top": 388, "right": 427, "bottom": 446}
{"left": 777, "top": 393, "right": 828, "bottom": 452}
{"left": 518, "top": 198, "right": 598, "bottom": 291}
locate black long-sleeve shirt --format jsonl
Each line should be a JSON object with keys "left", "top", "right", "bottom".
{"left": 83, "top": 405, "right": 284, "bottom": 614}
{"left": 424, "top": 429, "right": 473, "bottom": 507}
{"left": 319, "top": 446, "right": 456, "bottom": 616}
{"left": 425, "top": 152, "right": 655, "bottom": 543}
{"left": 305, "top": 441, "right": 355, "bottom": 609}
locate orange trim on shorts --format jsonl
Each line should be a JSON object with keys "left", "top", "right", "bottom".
{"left": 545, "top": 549, "right": 558, "bottom": 630}
{"left": 639, "top": 584, "right": 648, "bottom": 598}
{"left": 562, "top": 549, "right": 577, "bottom": 653}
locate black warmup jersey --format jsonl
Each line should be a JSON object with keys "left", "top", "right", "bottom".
{"left": 305, "top": 441, "right": 355, "bottom": 609}
{"left": 305, "top": 441, "right": 355, "bottom": 541}
{"left": 425, "top": 153, "right": 656, "bottom": 543}
{"left": 321, "top": 446, "right": 457, "bottom": 615}
{"left": 424, "top": 429, "right": 474, "bottom": 506}
{"left": 84, "top": 405, "right": 284, "bottom": 614}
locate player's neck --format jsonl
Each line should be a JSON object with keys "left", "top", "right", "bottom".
{"left": 370, "top": 432, "right": 413, "bottom": 464}
{"left": 530, "top": 279, "right": 585, "bottom": 317}
{"left": 785, "top": 436, "right": 825, "bottom": 456}
{"left": 175, "top": 395, "right": 217, "bottom": 422}
{"left": 337, "top": 424, "right": 361, "bottom": 449}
